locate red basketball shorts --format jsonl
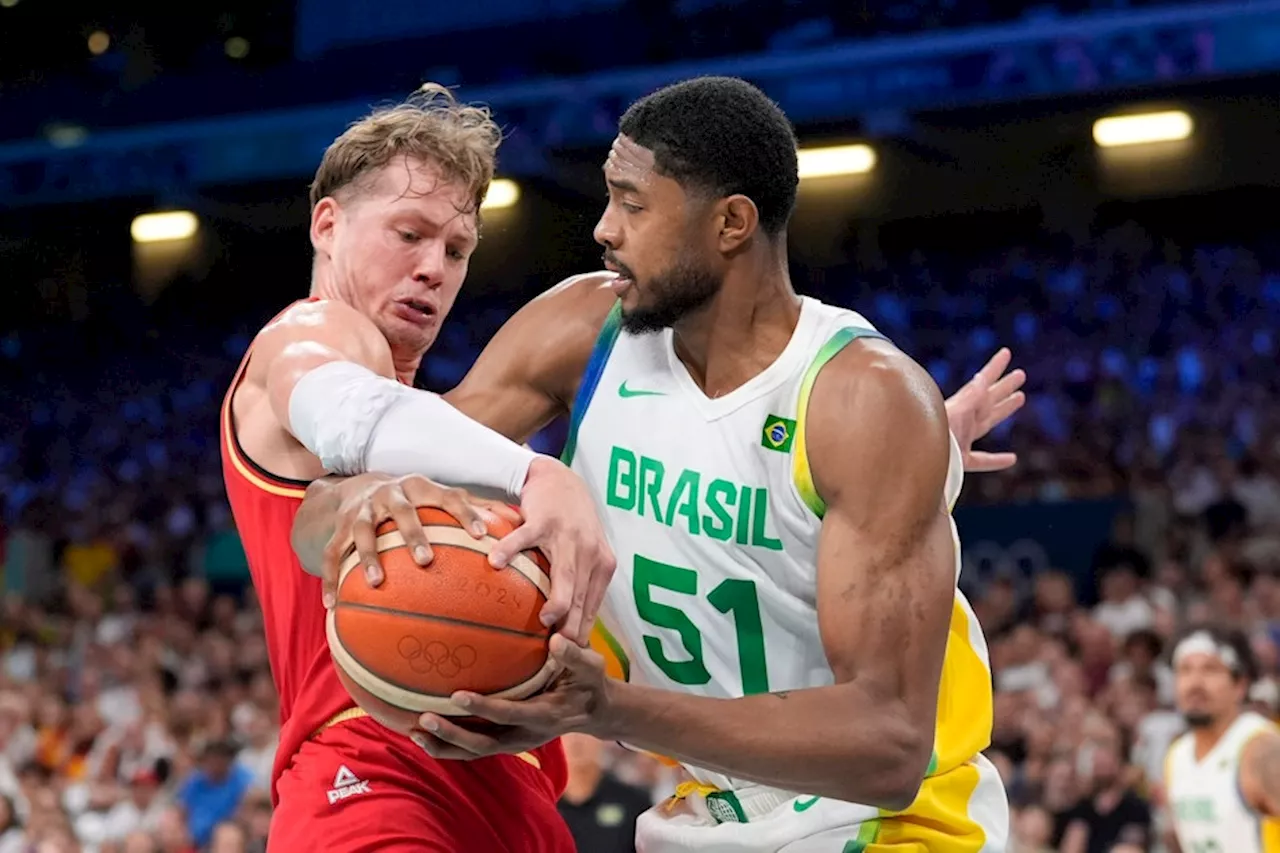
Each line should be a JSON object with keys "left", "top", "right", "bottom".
{"left": 269, "top": 716, "right": 574, "bottom": 853}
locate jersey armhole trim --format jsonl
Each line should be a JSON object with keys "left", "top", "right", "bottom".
{"left": 791, "top": 326, "right": 887, "bottom": 519}
{"left": 560, "top": 300, "right": 623, "bottom": 467}
{"left": 222, "top": 354, "right": 312, "bottom": 498}
{"left": 1163, "top": 738, "right": 1179, "bottom": 801}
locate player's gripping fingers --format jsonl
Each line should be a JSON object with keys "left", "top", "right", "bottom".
{"left": 401, "top": 475, "right": 488, "bottom": 539}
{"left": 353, "top": 501, "right": 384, "bottom": 587}
{"left": 412, "top": 715, "right": 501, "bottom": 758}
{"left": 474, "top": 498, "right": 523, "bottom": 529}
{"left": 576, "top": 545, "right": 615, "bottom": 645}
{"left": 320, "top": 534, "right": 346, "bottom": 610}
{"left": 448, "top": 692, "right": 535, "bottom": 728}
{"left": 492, "top": 521, "right": 571, "bottom": 629}
{"left": 488, "top": 520, "right": 538, "bottom": 571}
{"left": 321, "top": 500, "right": 382, "bottom": 607}
{"left": 382, "top": 484, "right": 434, "bottom": 567}
{"left": 559, "top": 565, "right": 592, "bottom": 647}
{"left": 549, "top": 631, "right": 606, "bottom": 674}
{"left": 481, "top": 499, "right": 519, "bottom": 525}
{"left": 540, "top": 547, "right": 579, "bottom": 632}
{"left": 408, "top": 728, "right": 486, "bottom": 761}
{"left": 438, "top": 487, "right": 490, "bottom": 540}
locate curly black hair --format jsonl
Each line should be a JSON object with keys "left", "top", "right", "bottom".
{"left": 618, "top": 76, "right": 799, "bottom": 236}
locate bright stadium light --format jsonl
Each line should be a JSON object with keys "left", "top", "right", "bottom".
{"left": 482, "top": 179, "right": 520, "bottom": 210}
{"left": 88, "top": 30, "right": 110, "bottom": 55}
{"left": 797, "top": 144, "right": 877, "bottom": 179}
{"left": 131, "top": 211, "right": 198, "bottom": 243}
{"left": 1093, "top": 110, "right": 1193, "bottom": 148}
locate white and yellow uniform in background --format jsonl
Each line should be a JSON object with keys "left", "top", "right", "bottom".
{"left": 1166, "top": 711, "right": 1280, "bottom": 853}
{"left": 564, "top": 296, "right": 1009, "bottom": 852}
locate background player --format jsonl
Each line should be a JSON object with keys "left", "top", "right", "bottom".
{"left": 296, "top": 76, "right": 1021, "bottom": 851}
{"left": 1164, "top": 626, "right": 1280, "bottom": 853}
{"left": 220, "top": 86, "right": 615, "bottom": 852}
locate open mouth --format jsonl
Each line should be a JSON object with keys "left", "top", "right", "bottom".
{"left": 403, "top": 298, "right": 435, "bottom": 317}
{"left": 392, "top": 298, "right": 438, "bottom": 326}
{"left": 602, "top": 255, "right": 635, "bottom": 283}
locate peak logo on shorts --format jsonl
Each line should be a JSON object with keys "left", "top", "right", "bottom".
{"left": 327, "top": 764, "right": 372, "bottom": 804}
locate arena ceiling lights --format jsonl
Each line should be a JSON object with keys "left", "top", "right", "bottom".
{"left": 1092, "top": 110, "right": 1194, "bottom": 148}
{"left": 481, "top": 179, "right": 520, "bottom": 210}
{"left": 797, "top": 144, "right": 877, "bottom": 179}
{"left": 130, "top": 210, "right": 198, "bottom": 243}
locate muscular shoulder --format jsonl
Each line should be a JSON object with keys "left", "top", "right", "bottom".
{"left": 1244, "top": 728, "right": 1280, "bottom": 763}
{"left": 247, "top": 298, "right": 393, "bottom": 383}
{"left": 1241, "top": 727, "right": 1280, "bottom": 814}
{"left": 805, "top": 340, "right": 950, "bottom": 510}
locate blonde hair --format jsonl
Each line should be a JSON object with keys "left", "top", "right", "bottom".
{"left": 309, "top": 83, "right": 502, "bottom": 214}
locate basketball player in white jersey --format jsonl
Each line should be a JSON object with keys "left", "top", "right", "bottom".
{"left": 295, "top": 76, "right": 1019, "bottom": 851}
{"left": 1164, "top": 626, "right": 1280, "bottom": 853}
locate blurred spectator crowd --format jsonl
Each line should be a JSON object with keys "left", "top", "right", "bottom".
{"left": 2, "top": 218, "right": 1280, "bottom": 851}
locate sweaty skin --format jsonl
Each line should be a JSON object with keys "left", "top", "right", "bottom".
{"left": 239, "top": 155, "right": 614, "bottom": 640}
{"left": 292, "top": 129, "right": 1023, "bottom": 807}
{"left": 299, "top": 270, "right": 951, "bottom": 808}
{"left": 1242, "top": 729, "right": 1280, "bottom": 817}
{"left": 443, "top": 273, "right": 618, "bottom": 443}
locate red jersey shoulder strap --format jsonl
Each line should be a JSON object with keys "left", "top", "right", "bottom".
{"left": 221, "top": 300, "right": 319, "bottom": 500}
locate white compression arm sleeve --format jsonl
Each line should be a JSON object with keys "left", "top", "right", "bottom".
{"left": 287, "top": 360, "right": 536, "bottom": 502}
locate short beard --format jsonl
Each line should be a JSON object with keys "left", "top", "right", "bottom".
{"left": 619, "top": 258, "right": 721, "bottom": 335}
{"left": 1183, "top": 711, "right": 1215, "bottom": 729}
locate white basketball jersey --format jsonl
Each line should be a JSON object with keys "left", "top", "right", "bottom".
{"left": 564, "top": 295, "right": 996, "bottom": 824}
{"left": 1166, "top": 711, "right": 1280, "bottom": 853}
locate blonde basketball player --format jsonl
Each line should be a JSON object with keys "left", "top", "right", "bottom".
{"left": 1164, "top": 626, "right": 1280, "bottom": 853}
{"left": 296, "top": 76, "right": 1020, "bottom": 852}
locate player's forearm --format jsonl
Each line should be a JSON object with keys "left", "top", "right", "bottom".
{"left": 287, "top": 360, "right": 537, "bottom": 501}
{"left": 600, "top": 680, "right": 932, "bottom": 810}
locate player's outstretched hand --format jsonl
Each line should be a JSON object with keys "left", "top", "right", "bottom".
{"left": 488, "top": 457, "right": 616, "bottom": 646}
{"left": 945, "top": 347, "right": 1026, "bottom": 472}
{"left": 411, "top": 633, "right": 611, "bottom": 759}
{"left": 315, "top": 473, "right": 498, "bottom": 609}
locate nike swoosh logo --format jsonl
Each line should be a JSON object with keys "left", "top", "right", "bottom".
{"left": 618, "top": 381, "right": 665, "bottom": 398}
{"left": 793, "top": 796, "right": 820, "bottom": 812}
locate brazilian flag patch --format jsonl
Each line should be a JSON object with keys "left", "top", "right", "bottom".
{"left": 760, "top": 414, "right": 796, "bottom": 453}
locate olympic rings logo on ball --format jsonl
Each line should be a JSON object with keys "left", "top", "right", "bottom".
{"left": 396, "top": 637, "right": 478, "bottom": 677}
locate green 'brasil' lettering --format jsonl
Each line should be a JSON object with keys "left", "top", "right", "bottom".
{"left": 1173, "top": 798, "right": 1216, "bottom": 822}
{"left": 639, "top": 455, "right": 664, "bottom": 519}
{"left": 605, "top": 445, "right": 783, "bottom": 551}
{"left": 752, "top": 486, "right": 782, "bottom": 550}
{"left": 664, "top": 468, "right": 701, "bottom": 535}
{"left": 703, "top": 478, "right": 735, "bottom": 541}
{"left": 1188, "top": 841, "right": 1222, "bottom": 853}
{"left": 606, "top": 448, "right": 637, "bottom": 510}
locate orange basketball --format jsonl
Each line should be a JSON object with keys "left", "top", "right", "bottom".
{"left": 326, "top": 506, "right": 556, "bottom": 736}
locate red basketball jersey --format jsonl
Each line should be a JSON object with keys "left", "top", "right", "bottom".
{"left": 220, "top": 306, "right": 566, "bottom": 803}
{"left": 221, "top": 333, "right": 353, "bottom": 802}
